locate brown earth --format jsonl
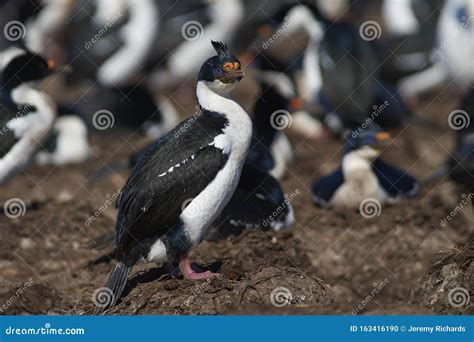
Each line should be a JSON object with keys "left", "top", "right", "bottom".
{"left": 0, "top": 84, "right": 472, "bottom": 315}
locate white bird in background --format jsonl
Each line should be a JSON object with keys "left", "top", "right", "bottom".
{"left": 93, "top": 0, "right": 127, "bottom": 26}
{"left": 25, "top": 0, "right": 75, "bottom": 54}
{"left": 399, "top": 0, "right": 474, "bottom": 100}
{"left": 383, "top": 0, "right": 420, "bottom": 37}
{"left": 148, "top": 0, "right": 244, "bottom": 89}
{"left": 97, "top": 0, "right": 159, "bottom": 87}
{"left": 35, "top": 115, "right": 91, "bottom": 166}
{"left": 0, "top": 47, "right": 57, "bottom": 183}
{"left": 330, "top": 146, "right": 388, "bottom": 208}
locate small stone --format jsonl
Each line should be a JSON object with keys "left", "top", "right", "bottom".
{"left": 20, "top": 238, "right": 35, "bottom": 250}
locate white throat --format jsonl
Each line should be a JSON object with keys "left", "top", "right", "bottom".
{"left": 195, "top": 80, "right": 252, "bottom": 160}
{"left": 342, "top": 150, "right": 374, "bottom": 180}
{"left": 196, "top": 80, "right": 241, "bottom": 118}
{"left": 0, "top": 47, "right": 26, "bottom": 72}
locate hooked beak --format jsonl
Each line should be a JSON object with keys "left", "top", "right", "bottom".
{"left": 47, "top": 59, "right": 55, "bottom": 71}
{"left": 219, "top": 69, "right": 245, "bottom": 83}
{"left": 374, "top": 132, "right": 391, "bottom": 151}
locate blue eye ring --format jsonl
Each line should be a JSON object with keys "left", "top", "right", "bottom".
{"left": 215, "top": 68, "right": 223, "bottom": 74}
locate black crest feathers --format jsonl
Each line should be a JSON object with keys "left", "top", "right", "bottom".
{"left": 211, "top": 41, "right": 232, "bottom": 60}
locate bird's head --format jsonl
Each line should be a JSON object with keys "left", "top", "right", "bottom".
{"left": 345, "top": 129, "right": 391, "bottom": 160}
{"left": 0, "top": 47, "right": 55, "bottom": 89}
{"left": 198, "top": 41, "right": 244, "bottom": 95}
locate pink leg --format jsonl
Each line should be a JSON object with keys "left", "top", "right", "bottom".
{"left": 178, "top": 254, "right": 218, "bottom": 280}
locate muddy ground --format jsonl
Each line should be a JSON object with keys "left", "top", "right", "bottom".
{"left": 0, "top": 83, "right": 472, "bottom": 315}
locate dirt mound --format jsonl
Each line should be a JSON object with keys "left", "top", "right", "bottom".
{"left": 81, "top": 231, "right": 332, "bottom": 315}
{"left": 0, "top": 95, "right": 471, "bottom": 315}
{"left": 411, "top": 236, "right": 474, "bottom": 314}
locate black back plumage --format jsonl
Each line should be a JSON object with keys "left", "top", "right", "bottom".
{"left": 246, "top": 77, "right": 289, "bottom": 172}
{"left": 318, "top": 23, "right": 377, "bottom": 128}
{"left": 74, "top": 85, "right": 164, "bottom": 132}
{"left": 207, "top": 164, "right": 290, "bottom": 240}
{"left": 115, "top": 110, "right": 229, "bottom": 264}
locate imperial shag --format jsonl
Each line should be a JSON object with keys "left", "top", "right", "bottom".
{"left": 311, "top": 129, "right": 420, "bottom": 208}
{"left": 0, "top": 47, "right": 57, "bottom": 183}
{"left": 103, "top": 41, "right": 251, "bottom": 307}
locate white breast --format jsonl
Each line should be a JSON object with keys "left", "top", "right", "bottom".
{"left": 437, "top": 0, "right": 474, "bottom": 85}
{"left": 330, "top": 152, "right": 387, "bottom": 208}
{"left": 180, "top": 81, "right": 252, "bottom": 245}
{"left": 0, "top": 85, "right": 56, "bottom": 182}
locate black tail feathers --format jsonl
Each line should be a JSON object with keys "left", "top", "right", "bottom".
{"left": 96, "top": 262, "right": 131, "bottom": 312}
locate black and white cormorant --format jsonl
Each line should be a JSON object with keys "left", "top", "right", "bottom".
{"left": 246, "top": 70, "right": 295, "bottom": 180}
{"left": 87, "top": 159, "right": 294, "bottom": 249}
{"left": 311, "top": 128, "right": 420, "bottom": 208}
{"left": 0, "top": 46, "right": 56, "bottom": 183}
{"left": 103, "top": 41, "right": 251, "bottom": 307}
{"left": 424, "top": 89, "right": 474, "bottom": 188}
{"left": 447, "top": 90, "right": 474, "bottom": 188}
{"left": 399, "top": 0, "right": 474, "bottom": 101}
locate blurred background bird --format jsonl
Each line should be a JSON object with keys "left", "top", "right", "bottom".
{"left": 0, "top": 2, "right": 472, "bottom": 312}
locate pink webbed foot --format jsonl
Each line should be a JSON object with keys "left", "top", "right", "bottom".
{"left": 178, "top": 255, "right": 218, "bottom": 280}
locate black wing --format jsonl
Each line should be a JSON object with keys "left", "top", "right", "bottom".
{"left": 116, "top": 112, "right": 229, "bottom": 263}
